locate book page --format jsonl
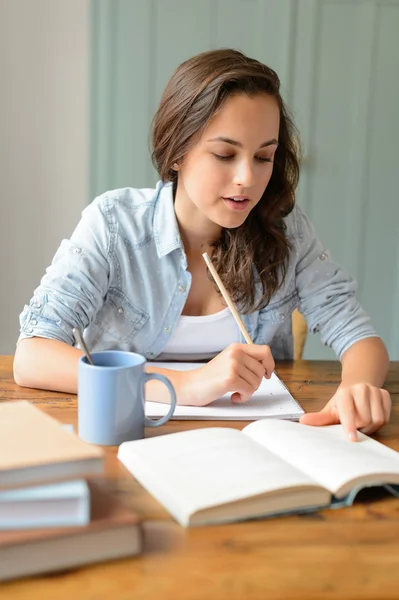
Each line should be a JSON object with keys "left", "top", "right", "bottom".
{"left": 118, "top": 428, "right": 324, "bottom": 525}
{"left": 145, "top": 362, "right": 304, "bottom": 420}
{"left": 243, "top": 419, "right": 399, "bottom": 498}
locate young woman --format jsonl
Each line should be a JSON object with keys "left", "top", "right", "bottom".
{"left": 14, "top": 49, "right": 390, "bottom": 440}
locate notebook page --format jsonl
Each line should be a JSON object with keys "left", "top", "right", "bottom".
{"left": 243, "top": 419, "right": 399, "bottom": 498}
{"left": 145, "top": 362, "right": 304, "bottom": 420}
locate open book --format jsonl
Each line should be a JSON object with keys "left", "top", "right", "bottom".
{"left": 118, "top": 419, "right": 399, "bottom": 527}
{"left": 145, "top": 362, "right": 304, "bottom": 420}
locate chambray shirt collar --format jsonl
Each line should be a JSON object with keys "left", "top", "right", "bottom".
{"left": 153, "top": 181, "right": 186, "bottom": 266}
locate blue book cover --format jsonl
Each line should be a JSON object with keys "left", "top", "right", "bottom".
{"left": 0, "top": 479, "right": 90, "bottom": 529}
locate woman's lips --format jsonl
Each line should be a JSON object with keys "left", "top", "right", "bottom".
{"left": 222, "top": 197, "right": 250, "bottom": 211}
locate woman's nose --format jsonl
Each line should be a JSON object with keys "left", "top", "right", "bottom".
{"left": 232, "top": 159, "right": 256, "bottom": 188}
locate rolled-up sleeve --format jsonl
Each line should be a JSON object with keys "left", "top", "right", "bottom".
{"left": 293, "top": 206, "right": 378, "bottom": 358}
{"left": 18, "top": 196, "right": 112, "bottom": 346}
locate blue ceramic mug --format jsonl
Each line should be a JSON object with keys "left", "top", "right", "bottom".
{"left": 78, "top": 351, "right": 176, "bottom": 446}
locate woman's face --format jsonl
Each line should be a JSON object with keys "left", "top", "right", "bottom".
{"left": 175, "top": 93, "right": 280, "bottom": 233}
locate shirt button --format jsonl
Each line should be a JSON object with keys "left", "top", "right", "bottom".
{"left": 30, "top": 319, "right": 37, "bottom": 326}
{"left": 178, "top": 285, "right": 186, "bottom": 293}
{"left": 278, "top": 314, "right": 285, "bottom": 322}
{"left": 73, "top": 247, "right": 82, "bottom": 255}
{"left": 164, "top": 326, "right": 171, "bottom": 333}
{"left": 320, "top": 252, "right": 328, "bottom": 261}
{"left": 117, "top": 307, "right": 124, "bottom": 315}
{"left": 27, "top": 327, "right": 34, "bottom": 333}
{"left": 34, "top": 302, "right": 42, "bottom": 309}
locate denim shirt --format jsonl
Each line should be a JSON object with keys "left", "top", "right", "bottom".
{"left": 18, "top": 180, "right": 377, "bottom": 360}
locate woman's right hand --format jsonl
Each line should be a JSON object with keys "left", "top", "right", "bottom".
{"left": 180, "top": 343, "right": 275, "bottom": 406}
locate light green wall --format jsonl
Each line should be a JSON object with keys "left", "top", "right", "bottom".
{"left": 90, "top": 0, "right": 399, "bottom": 360}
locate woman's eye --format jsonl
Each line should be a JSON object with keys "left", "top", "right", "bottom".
{"left": 213, "top": 154, "right": 234, "bottom": 161}
{"left": 212, "top": 153, "right": 273, "bottom": 163}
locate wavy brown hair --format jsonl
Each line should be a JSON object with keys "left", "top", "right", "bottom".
{"left": 151, "top": 48, "right": 300, "bottom": 313}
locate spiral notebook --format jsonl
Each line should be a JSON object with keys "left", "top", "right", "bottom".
{"left": 145, "top": 362, "right": 304, "bottom": 421}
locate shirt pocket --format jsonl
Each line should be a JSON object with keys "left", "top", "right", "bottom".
{"left": 257, "top": 292, "right": 299, "bottom": 327}
{"left": 93, "top": 287, "right": 148, "bottom": 343}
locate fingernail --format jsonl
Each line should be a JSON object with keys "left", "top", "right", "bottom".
{"left": 348, "top": 432, "right": 358, "bottom": 442}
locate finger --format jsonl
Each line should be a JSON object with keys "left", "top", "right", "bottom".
{"left": 230, "top": 391, "right": 246, "bottom": 403}
{"left": 234, "top": 362, "right": 261, "bottom": 397}
{"left": 336, "top": 392, "right": 358, "bottom": 441}
{"left": 352, "top": 384, "right": 372, "bottom": 430}
{"left": 381, "top": 389, "right": 392, "bottom": 422}
{"left": 299, "top": 409, "right": 338, "bottom": 427}
{"left": 299, "top": 399, "right": 337, "bottom": 426}
{"left": 240, "top": 352, "right": 266, "bottom": 382}
{"left": 223, "top": 352, "right": 263, "bottom": 403}
{"left": 230, "top": 387, "right": 252, "bottom": 404}
{"left": 262, "top": 352, "right": 275, "bottom": 379}
{"left": 259, "top": 346, "right": 275, "bottom": 378}
{"left": 234, "top": 343, "right": 275, "bottom": 377}
{"left": 360, "top": 389, "right": 387, "bottom": 435}
{"left": 229, "top": 378, "right": 255, "bottom": 403}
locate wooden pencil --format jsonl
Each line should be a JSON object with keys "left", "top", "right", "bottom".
{"left": 202, "top": 252, "right": 252, "bottom": 345}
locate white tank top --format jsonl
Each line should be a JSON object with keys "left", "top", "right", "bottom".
{"left": 157, "top": 307, "right": 241, "bottom": 362}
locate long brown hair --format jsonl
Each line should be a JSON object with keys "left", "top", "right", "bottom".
{"left": 151, "top": 48, "right": 300, "bottom": 313}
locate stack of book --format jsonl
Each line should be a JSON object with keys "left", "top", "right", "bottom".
{"left": 0, "top": 401, "right": 142, "bottom": 582}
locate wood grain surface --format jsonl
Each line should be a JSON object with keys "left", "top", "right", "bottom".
{"left": 1, "top": 356, "right": 399, "bottom": 600}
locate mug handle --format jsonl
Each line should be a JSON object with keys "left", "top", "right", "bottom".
{"left": 143, "top": 372, "right": 177, "bottom": 427}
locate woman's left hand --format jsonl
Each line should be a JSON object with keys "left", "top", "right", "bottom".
{"left": 299, "top": 382, "right": 391, "bottom": 441}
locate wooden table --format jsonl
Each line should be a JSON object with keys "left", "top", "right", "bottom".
{"left": 1, "top": 356, "right": 399, "bottom": 600}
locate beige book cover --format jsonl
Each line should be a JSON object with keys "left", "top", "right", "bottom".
{"left": 0, "top": 400, "right": 104, "bottom": 489}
